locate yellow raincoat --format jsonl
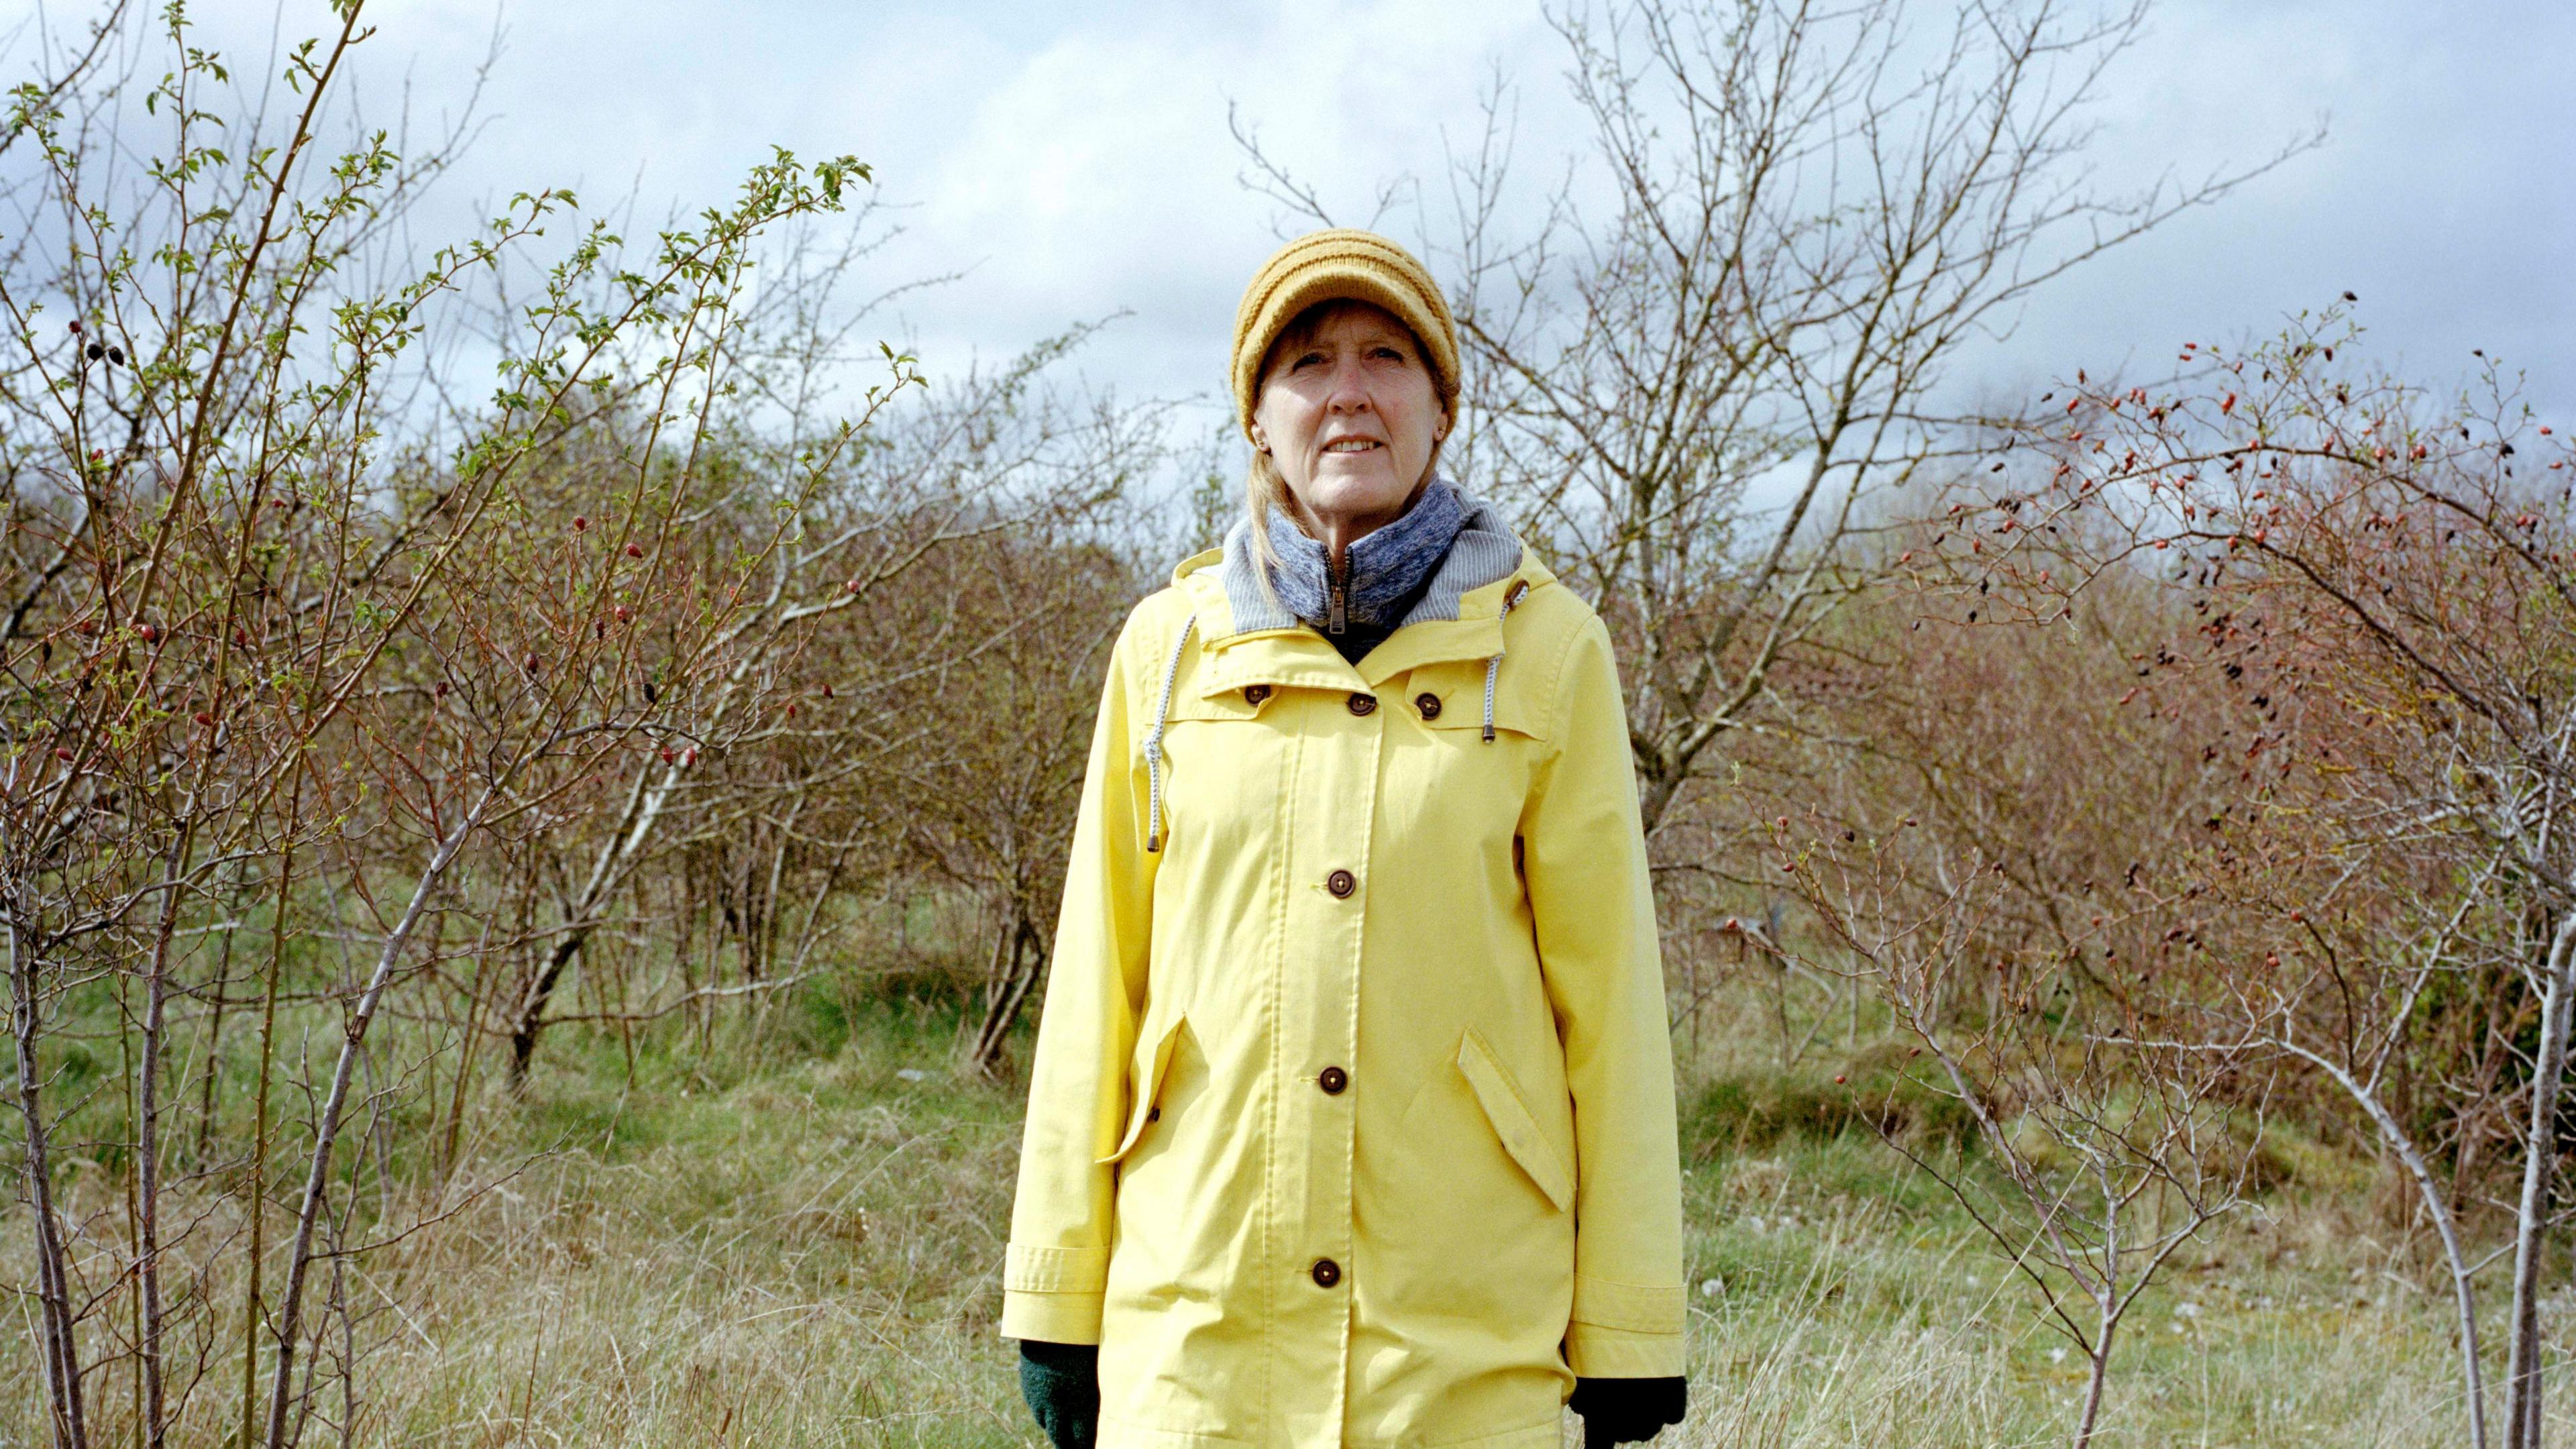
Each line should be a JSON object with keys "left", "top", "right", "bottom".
{"left": 1002, "top": 541, "right": 1684, "bottom": 1449}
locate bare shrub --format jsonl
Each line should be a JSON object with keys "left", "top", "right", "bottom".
{"left": 1955, "top": 306, "right": 2575, "bottom": 1449}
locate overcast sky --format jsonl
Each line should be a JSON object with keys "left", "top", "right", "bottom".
{"left": 11, "top": 0, "right": 2573, "bottom": 440}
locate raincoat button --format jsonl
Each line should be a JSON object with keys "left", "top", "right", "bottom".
{"left": 1318, "top": 1066, "right": 1348, "bottom": 1095}
{"left": 1415, "top": 692, "right": 1442, "bottom": 720}
{"left": 1244, "top": 684, "right": 1271, "bottom": 706}
{"left": 1326, "top": 869, "right": 1356, "bottom": 899}
{"left": 1346, "top": 692, "right": 1377, "bottom": 716}
{"left": 1311, "top": 1258, "right": 1342, "bottom": 1289}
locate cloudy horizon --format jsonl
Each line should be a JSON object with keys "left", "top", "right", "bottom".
{"left": 8, "top": 0, "right": 2569, "bottom": 449}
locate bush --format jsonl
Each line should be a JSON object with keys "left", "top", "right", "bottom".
{"left": 1682, "top": 1050, "right": 1978, "bottom": 1160}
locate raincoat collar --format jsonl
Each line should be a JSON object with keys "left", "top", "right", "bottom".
{"left": 1241, "top": 478, "right": 1470, "bottom": 656}
{"left": 1171, "top": 527, "right": 1551, "bottom": 695}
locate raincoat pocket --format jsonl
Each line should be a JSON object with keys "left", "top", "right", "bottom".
{"left": 1455, "top": 1028, "right": 1573, "bottom": 1212}
{"left": 1099, "top": 1012, "right": 1187, "bottom": 1166}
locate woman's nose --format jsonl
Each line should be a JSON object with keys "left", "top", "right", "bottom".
{"left": 1326, "top": 358, "right": 1373, "bottom": 410}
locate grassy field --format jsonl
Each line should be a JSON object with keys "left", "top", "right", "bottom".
{"left": 3, "top": 984, "right": 2536, "bottom": 1447}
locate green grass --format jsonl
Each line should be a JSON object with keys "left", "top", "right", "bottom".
{"left": 1674, "top": 1129, "right": 2476, "bottom": 1447}
{"left": 355, "top": 994, "right": 1033, "bottom": 1448}
{"left": 0, "top": 983, "right": 2544, "bottom": 1447}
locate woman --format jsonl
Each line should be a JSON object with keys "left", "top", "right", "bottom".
{"left": 1002, "top": 229, "right": 1687, "bottom": 1449}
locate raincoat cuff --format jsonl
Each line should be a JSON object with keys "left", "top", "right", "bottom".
{"left": 1001, "top": 1289, "right": 1105, "bottom": 1344}
{"left": 1007, "top": 1242, "right": 1110, "bottom": 1292}
{"left": 1562, "top": 1321, "right": 1685, "bottom": 1379}
{"left": 1569, "top": 1273, "right": 1685, "bottom": 1334}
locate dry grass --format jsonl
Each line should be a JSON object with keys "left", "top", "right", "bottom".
{"left": 3, "top": 989, "right": 2557, "bottom": 1448}
{"left": 1677, "top": 1149, "right": 2477, "bottom": 1448}
{"left": 305, "top": 1000, "right": 1028, "bottom": 1448}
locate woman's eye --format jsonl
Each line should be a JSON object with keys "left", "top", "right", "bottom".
{"left": 1290, "top": 351, "right": 1326, "bottom": 370}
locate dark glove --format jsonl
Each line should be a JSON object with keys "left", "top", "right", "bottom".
{"left": 1570, "top": 1376, "right": 1687, "bottom": 1448}
{"left": 1018, "top": 1340, "right": 1099, "bottom": 1449}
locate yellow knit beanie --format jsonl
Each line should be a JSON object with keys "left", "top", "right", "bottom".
{"left": 1230, "top": 228, "right": 1459, "bottom": 440}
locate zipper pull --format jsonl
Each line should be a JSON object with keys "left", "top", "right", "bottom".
{"left": 1327, "top": 555, "right": 1348, "bottom": 635}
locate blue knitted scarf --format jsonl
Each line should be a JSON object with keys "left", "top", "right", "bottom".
{"left": 1216, "top": 478, "right": 1521, "bottom": 664}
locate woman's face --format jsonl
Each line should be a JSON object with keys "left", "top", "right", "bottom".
{"left": 1250, "top": 301, "right": 1448, "bottom": 549}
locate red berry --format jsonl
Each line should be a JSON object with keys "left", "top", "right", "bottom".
{"left": 55, "top": 747, "right": 74, "bottom": 761}
{"left": 625, "top": 543, "right": 644, "bottom": 558}
{"left": 193, "top": 712, "right": 214, "bottom": 727}
{"left": 2220, "top": 394, "right": 2236, "bottom": 415}
{"left": 138, "top": 624, "right": 156, "bottom": 641}
{"left": 845, "top": 579, "right": 860, "bottom": 594}
{"left": 1833, "top": 1075, "right": 1847, "bottom": 1085}
{"left": 573, "top": 515, "right": 588, "bottom": 531}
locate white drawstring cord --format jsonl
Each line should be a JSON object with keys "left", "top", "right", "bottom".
{"left": 1482, "top": 582, "right": 1529, "bottom": 742}
{"left": 1143, "top": 614, "right": 1197, "bottom": 853}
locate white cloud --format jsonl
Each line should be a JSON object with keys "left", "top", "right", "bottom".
{"left": 866, "top": 0, "right": 1560, "bottom": 406}
{"left": 5, "top": 0, "right": 2566, "bottom": 430}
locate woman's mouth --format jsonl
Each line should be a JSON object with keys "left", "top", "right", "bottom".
{"left": 1324, "top": 439, "right": 1382, "bottom": 453}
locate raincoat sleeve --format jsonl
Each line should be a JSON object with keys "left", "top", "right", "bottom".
{"left": 1000, "top": 610, "right": 1159, "bottom": 1344}
{"left": 1521, "top": 613, "right": 1687, "bottom": 1378}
